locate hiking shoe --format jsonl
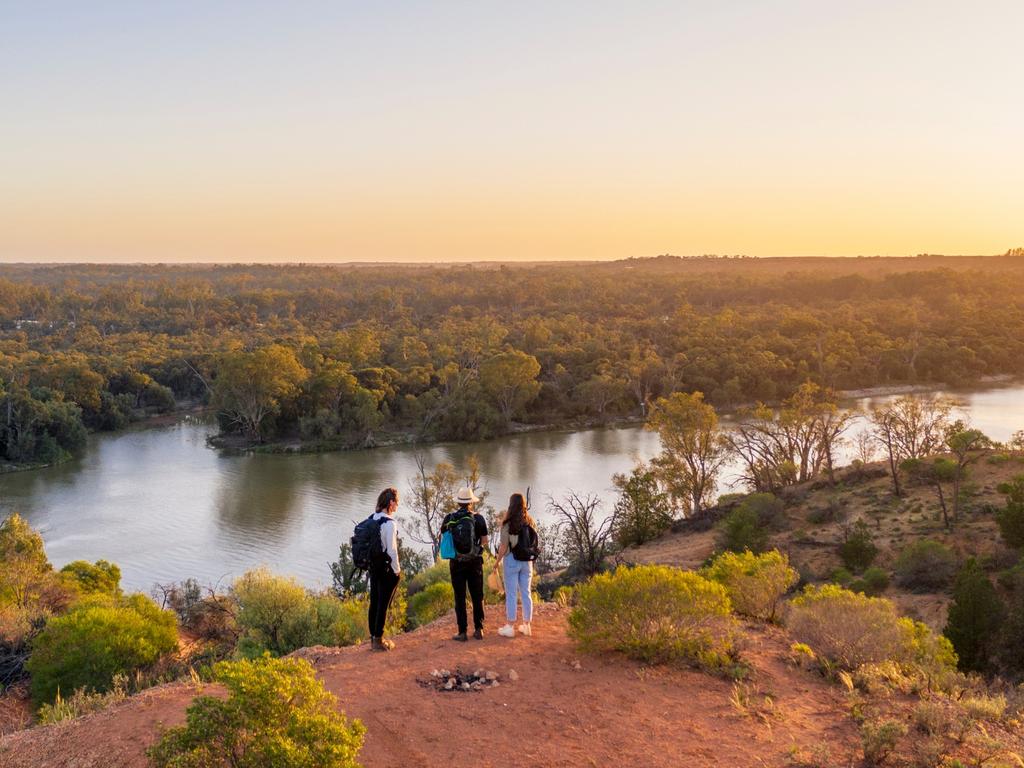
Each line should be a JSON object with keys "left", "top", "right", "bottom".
{"left": 452, "top": 632, "right": 468, "bottom": 642}
{"left": 371, "top": 636, "right": 386, "bottom": 652}
{"left": 498, "top": 624, "right": 516, "bottom": 638}
{"left": 517, "top": 624, "right": 532, "bottom": 637}
{"left": 473, "top": 628, "right": 484, "bottom": 640}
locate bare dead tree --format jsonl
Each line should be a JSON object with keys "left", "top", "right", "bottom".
{"left": 547, "top": 492, "right": 616, "bottom": 577}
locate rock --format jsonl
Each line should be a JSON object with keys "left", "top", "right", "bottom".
{"left": 431, "top": 669, "right": 441, "bottom": 678}
{"left": 461, "top": 682, "right": 471, "bottom": 691}
{"left": 508, "top": 669, "right": 519, "bottom": 682}
{"left": 491, "top": 680, "right": 500, "bottom": 687}
{"left": 572, "top": 660, "right": 582, "bottom": 670}
{"left": 473, "top": 668, "right": 483, "bottom": 679}
{"left": 486, "top": 670, "right": 497, "bottom": 680}
{"left": 444, "top": 679, "right": 455, "bottom": 691}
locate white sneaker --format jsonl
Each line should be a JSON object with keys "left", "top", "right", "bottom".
{"left": 517, "top": 623, "right": 532, "bottom": 637}
{"left": 498, "top": 624, "right": 516, "bottom": 638}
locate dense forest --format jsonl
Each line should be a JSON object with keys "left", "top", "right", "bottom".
{"left": 2, "top": 254, "right": 1024, "bottom": 464}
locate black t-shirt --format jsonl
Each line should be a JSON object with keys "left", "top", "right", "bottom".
{"left": 442, "top": 506, "right": 488, "bottom": 560}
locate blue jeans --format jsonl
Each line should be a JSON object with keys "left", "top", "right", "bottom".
{"left": 504, "top": 553, "right": 533, "bottom": 623}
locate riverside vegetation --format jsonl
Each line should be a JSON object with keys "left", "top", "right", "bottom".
{"left": 4, "top": 253, "right": 1024, "bottom": 468}
{"left": 5, "top": 385, "right": 1024, "bottom": 766}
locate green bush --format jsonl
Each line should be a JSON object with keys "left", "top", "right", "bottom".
{"left": 702, "top": 549, "right": 798, "bottom": 622}
{"left": 894, "top": 540, "right": 957, "bottom": 592}
{"left": 717, "top": 506, "right": 769, "bottom": 554}
{"left": 788, "top": 585, "right": 956, "bottom": 675}
{"left": 233, "top": 568, "right": 406, "bottom": 657}
{"left": 406, "top": 559, "right": 450, "bottom": 596}
{"left": 996, "top": 476, "right": 1024, "bottom": 549}
{"left": 838, "top": 520, "right": 878, "bottom": 572}
{"left": 737, "top": 493, "right": 786, "bottom": 529}
{"left": 59, "top": 559, "right": 122, "bottom": 597}
{"left": 944, "top": 558, "right": 1004, "bottom": 674}
{"left": 568, "top": 565, "right": 736, "bottom": 668}
{"left": 26, "top": 594, "right": 178, "bottom": 706}
{"left": 831, "top": 566, "right": 854, "bottom": 586}
{"left": 610, "top": 465, "right": 674, "bottom": 547}
{"left": 148, "top": 655, "right": 365, "bottom": 768}
{"left": 851, "top": 567, "right": 890, "bottom": 597}
{"left": 861, "top": 719, "right": 906, "bottom": 766}
{"left": 407, "top": 582, "right": 453, "bottom": 628}
{"left": 0, "top": 514, "right": 75, "bottom": 652}
{"left": 233, "top": 568, "right": 319, "bottom": 657}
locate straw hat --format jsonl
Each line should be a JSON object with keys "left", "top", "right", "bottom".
{"left": 455, "top": 487, "right": 480, "bottom": 504}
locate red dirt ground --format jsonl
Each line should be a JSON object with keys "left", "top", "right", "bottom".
{"left": 0, "top": 603, "right": 860, "bottom": 768}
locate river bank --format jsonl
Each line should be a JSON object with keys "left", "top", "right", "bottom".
{"left": 208, "top": 375, "right": 1022, "bottom": 459}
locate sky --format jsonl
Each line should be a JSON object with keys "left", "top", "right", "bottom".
{"left": 1, "top": 1, "right": 1022, "bottom": 263}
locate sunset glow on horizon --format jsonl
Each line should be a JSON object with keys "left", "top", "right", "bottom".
{"left": 2, "top": 1, "right": 1022, "bottom": 263}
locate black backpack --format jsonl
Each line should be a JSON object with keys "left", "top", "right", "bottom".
{"left": 511, "top": 523, "right": 540, "bottom": 562}
{"left": 449, "top": 512, "right": 481, "bottom": 561}
{"left": 351, "top": 514, "right": 385, "bottom": 572}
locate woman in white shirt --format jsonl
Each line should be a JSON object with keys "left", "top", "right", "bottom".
{"left": 495, "top": 493, "right": 535, "bottom": 638}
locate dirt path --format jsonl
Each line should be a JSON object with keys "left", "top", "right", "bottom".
{"left": 0, "top": 604, "right": 859, "bottom": 767}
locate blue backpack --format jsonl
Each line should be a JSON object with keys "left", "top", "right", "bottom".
{"left": 439, "top": 529, "right": 456, "bottom": 560}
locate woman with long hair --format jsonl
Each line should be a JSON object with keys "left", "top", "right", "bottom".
{"left": 367, "top": 487, "right": 401, "bottom": 651}
{"left": 495, "top": 492, "right": 535, "bottom": 638}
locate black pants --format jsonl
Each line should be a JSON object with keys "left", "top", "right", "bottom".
{"left": 368, "top": 563, "right": 401, "bottom": 638}
{"left": 450, "top": 559, "right": 485, "bottom": 633}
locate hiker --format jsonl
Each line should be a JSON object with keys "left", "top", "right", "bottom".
{"left": 361, "top": 487, "right": 402, "bottom": 652}
{"left": 440, "top": 487, "right": 489, "bottom": 641}
{"left": 495, "top": 492, "right": 539, "bottom": 638}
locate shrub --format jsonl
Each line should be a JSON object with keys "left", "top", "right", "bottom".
{"left": 943, "top": 558, "right": 1005, "bottom": 674}
{"left": 59, "top": 559, "right": 122, "bottom": 597}
{"left": 407, "top": 582, "right": 453, "bottom": 628}
{"left": 738, "top": 493, "right": 786, "bottom": 529}
{"left": 148, "top": 655, "right": 365, "bottom": 768}
{"left": 155, "top": 579, "right": 236, "bottom": 643}
{"left": 788, "top": 585, "right": 955, "bottom": 675}
{"left": 961, "top": 693, "right": 1006, "bottom": 721}
{"left": 913, "top": 700, "right": 950, "bottom": 735}
{"left": 839, "top": 520, "right": 878, "bottom": 572}
{"left": 233, "top": 568, "right": 405, "bottom": 657}
{"left": 851, "top": 567, "right": 890, "bottom": 597}
{"left": 0, "top": 515, "right": 75, "bottom": 655}
{"left": 26, "top": 594, "right": 178, "bottom": 706}
{"left": 406, "top": 559, "right": 450, "bottom": 596}
{"left": 997, "top": 586, "right": 1024, "bottom": 676}
{"left": 568, "top": 565, "right": 736, "bottom": 668}
{"left": 996, "top": 476, "right": 1024, "bottom": 549}
{"left": 894, "top": 540, "right": 957, "bottom": 592}
{"left": 233, "top": 568, "right": 318, "bottom": 657}
{"left": 313, "top": 590, "right": 408, "bottom": 649}
{"left": 861, "top": 718, "right": 906, "bottom": 766}
{"left": 831, "top": 566, "right": 854, "bottom": 586}
{"left": 702, "top": 549, "right": 798, "bottom": 622}
{"left": 610, "top": 465, "right": 674, "bottom": 547}
{"left": 717, "top": 506, "right": 769, "bottom": 554}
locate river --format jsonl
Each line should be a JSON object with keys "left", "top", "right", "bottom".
{"left": 2, "top": 383, "right": 1022, "bottom": 592}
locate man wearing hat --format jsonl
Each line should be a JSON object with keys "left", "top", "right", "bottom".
{"left": 442, "top": 487, "right": 490, "bottom": 641}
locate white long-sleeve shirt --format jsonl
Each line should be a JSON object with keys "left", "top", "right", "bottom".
{"left": 372, "top": 511, "right": 401, "bottom": 574}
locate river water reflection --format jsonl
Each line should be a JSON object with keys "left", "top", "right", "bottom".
{"left": 2, "top": 383, "right": 1022, "bottom": 591}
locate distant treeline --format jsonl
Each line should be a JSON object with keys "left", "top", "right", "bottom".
{"left": 2, "top": 255, "right": 1024, "bottom": 462}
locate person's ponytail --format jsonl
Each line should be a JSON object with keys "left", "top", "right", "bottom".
{"left": 376, "top": 487, "right": 398, "bottom": 513}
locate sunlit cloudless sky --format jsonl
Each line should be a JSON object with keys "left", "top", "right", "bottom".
{"left": 2, "top": 1, "right": 1022, "bottom": 262}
